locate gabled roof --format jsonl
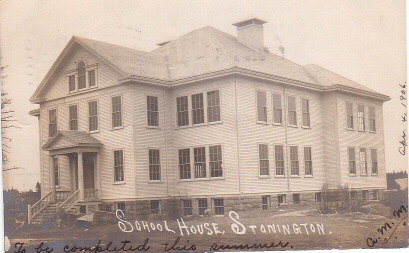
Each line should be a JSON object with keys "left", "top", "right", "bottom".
{"left": 31, "top": 26, "right": 390, "bottom": 103}
{"left": 43, "top": 131, "right": 102, "bottom": 151}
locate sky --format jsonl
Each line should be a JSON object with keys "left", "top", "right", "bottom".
{"left": 0, "top": 0, "right": 407, "bottom": 191}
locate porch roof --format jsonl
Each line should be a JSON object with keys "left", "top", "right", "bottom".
{"left": 43, "top": 131, "right": 103, "bottom": 151}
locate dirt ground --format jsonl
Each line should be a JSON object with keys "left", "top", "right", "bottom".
{"left": 6, "top": 204, "right": 408, "bottom": 252}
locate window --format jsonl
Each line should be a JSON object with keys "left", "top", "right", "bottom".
{"left": 77, "top": 61, "right": 86, "bottom": 90}
{"left": 192, "top": 93, "right": 204, "bottom": 125}
{"left": 48, "top": 109, "right": 57, "bottom": 137}
{"left": 277, "top": 195, "right": 286, "bottom": 206}
{"left": 371, "top": 149, "right": 378, "bottom": 175}
{"left": 114, "top": 150, "right": 124, "bottom": 182}
{"left": 117, "top": 202, "right": 126, "bottom": 215}
{"left": 69, "top": 105, "right": 78, "bottom": 131}
{"left": 288, "top": 96, "right": 297, "bottom": 126}
{"left": 350, "top": 191, "right": 358, "bottom": 200}
{"left": 182, "top": 200, "right": 193, "bottom": 216}
{"left": 369, "top": 107, "right": 376, "bottom": 132}
{"left": 198, "top": 199, "right": 208, "bottom": 215}
{"left": 209, "top": 145, "right": 223, "bottom": 177}
{"left": 147, "top": 96, "right": 159, "bottom": 127}
{"left": 88, "top": 101, "right": 98, "bottom": 132}
{"left": 346, "top": 102, "right": 354, "bottom": 129}
{"left": 372, "top": 190, "right": 379, "bottom": 200}
{"left": 112, "top": 96, "right": 122, "bottom": 128}
{"left": 360, "top": 148, "right": 367, "bottom": 175}
{"left": 179, "top": 149, "right": 191, "bottom": 179}
{"left": 304, "top": 147, "right": 313, "bottom": 176}
{"left": 290, "top": 146, "right": 299, "bottom": 176}
{"left": 213, "top": 199, "right": 224, "bottom": 215}
{"left": 358, "top": 104, "right": 365, "bottom": 131}
{"left": 150, "top": 200, "right": 161, "bottom": 214}
{"left": 88, "top": 69, "right": 96, "bottom": 87}
{"left": 194, "top": 147, "right": 206, "bottom": 178}
{"left": 207, "top": 90, "right": 221, "bottom": 122}
{"left": 68, "top": 75, "right": 76, "bottom": 92}
{"left": 293, "top": 194, "right": 300, "bottom": 204}
{"left": 315, "top": 192, "right": 322, "bottom": 202}
{"left": 256, "top": 91, "right": 267, "bottom": 122}
{"left": 177, "top": 96, "right": 189, "bottom": 127}
{"left": 274, "top": 145, "right": 285, "bottom": 176}
{"left": 149, "top": 149, "right": 161, "bottom": 181}
{"left": 301, "top": 98, "right": 310, "bottom": 127}
{"left": 262, "top": 195, "right": 270, "bottom": 210}
{"left": 362, "top": 190, "right": 369, "bottom": 200}
{"left": 53, "top": 157, "right": 59, "bottom": 187}
{"left": 272, "top": 93, "right": 282, "bottom": 124}
{"left": 258, "top": 144, "right": 269, "bottom": 176}
{"left": 348, "top": 147, "right": 356, "bottom": 175}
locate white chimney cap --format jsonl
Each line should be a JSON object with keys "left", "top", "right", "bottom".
{"left": 232, "top": 17, "right": 267, "bottom": 27}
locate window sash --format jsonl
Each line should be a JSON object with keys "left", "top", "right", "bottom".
{"left": 69, "top": 105, "right": 78, "bottom": 131}
{"left": 348, "top": 147, "right": 356, "bottom": 175}
{"left": 262, "top": 196, "right": 270, "bottom": 210}
{"left": 149, "top": 149, "right": 161, "bottom": 181}
{"left": 147, "top": 96, "right": 159, "bottom": 127}
{"left": 371, "top": 149, "right": 378, "bottom": 174}
{"left": 54, "top": 157, "right": 59, "bottom": 186}
{"left": 304, "top": 147, "right": 313, "bottom": 175}
{"left": 346, "top": 102, "right": 354, "bottom": 129}
{"left": 278, "top": 195, "right": 286, "bottom": 204}
{"left": 88, "top": 70, "right": 96, "bottom": 87}
{"left": 179, "top": 149, "right": 191, "bottom": 179}
{"left": 274, "top": 145, "right": 285, "bottom": 176}
{"left": 302, "top": 99, "right": 310, "bottom": 127}
{"left": 182, "top": 200, "right": 193, "bottom": 216}
{"left": 290, "top": 146, "right": 299, "bottom": 176}
{"left": 213, "top": 199, "right": 224, "bottom": 215}
{"left": 192, "top": 93, "right": 205, "bottom": 125}
{"left": 88, "top": 101, "right": 98, "bottom": 131}
{"left": 78, "top": 62, "right": 86, "bottom": 89}
{"left": 150, "top": 200, "right": 161, "bottom": 214}
{"left": 198, "top": 199, "right": 208, "bottom": 215}
{"left": 359, "top": 148, "right": 367, "bottom": 175}
{"left": 68, "top": 75, "right": 76, "bottom": 92}
{"left": 49, "top": 109, "right": 57, "bottom": 137}
{"left": 288, "top": 96, "right": 297, "bottom": 125}
{"left": 358, "top": 105, "right": 365, "bottom": 131}
{"left": 369, "top": 107, "right": 376, "bottom": 131}
{"left": 207, "top": 90, "right": 221, "bottom": 122}
{"left": 257, "top": 91, "right": 267, "bottom": 122}
{"left": 194, "top": 147, "right": 206, "bottom": 178}
{"left": 114, "top": 150, "right": 124, "bottom": 182}
{"left": 259, "top": 144, "right": 269, "bottom": 176}
{"left": 209, "top": 145, "right": 223, "bottom": 177}
{"left": 273, "top": 93, "right": 282, "bottom": 124}
{"left": 177, "top": 96, "right": 189, "bottom": 127}
{"left": 112, "top": 96, "right": 122, "bottom": 128}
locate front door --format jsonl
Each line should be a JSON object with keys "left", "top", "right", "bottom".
{"left": 83, "top": 154, "right": 95, "bottom": 189}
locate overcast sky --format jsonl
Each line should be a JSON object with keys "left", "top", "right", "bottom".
{"left": 1, "top": 0, "right": 407, "bottom": 191}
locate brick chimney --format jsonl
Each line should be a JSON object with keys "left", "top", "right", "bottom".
{"left": 232, "top": 18, "right": 267, "bottom": 52}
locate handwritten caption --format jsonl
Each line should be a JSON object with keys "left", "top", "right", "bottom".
{"left": 399, "top": 82, "right": 407, "bottom": 155}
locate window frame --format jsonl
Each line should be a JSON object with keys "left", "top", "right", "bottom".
{"left": 346, "top": 102, "right": 354, "bottom": 130}
{"left": 348, "top": 147, "right": 357, "bottom": 176}
{"left": 116, "top": 202, "right": 126, "bottom": 215}
{"left": 111, "top": 95, "right": 123, "bottom": 129}
{"left": 301, "top": 98, "right": 311, "bottom": 128}
{"left": 150, "top": 200, "right": 161, "bottom": 214}
{"left": 191, "top": 93, "right": 205, "bottom": 125}
{"left": 277, "top": 194, "right": 286, "bottom": 206}
{"left": 371, "top": 148, "right": 378, "bottom": 175}
{"left": 88, "top": 100, "right": 99, "bottom": 133}
{"left": 369, "top": 106, "right": 376, "bottom": 132}
{"left": 77, "top": 61, "right": 87, "bottom": 91}
{"left": 213, "top": 198, "right": 224, "bottom": 216}
{"left": 146, "top": 95, "right": 159, "bottom": 128}
{"left": 198, "top": 198, "right": 208, "bottom": 215}
{"left": 359, "top": 148, "right": 368, "bottom": 176}
{"left": 289, "top": 145, "right": 299, "bottom": 176}
{"left": 176, "top": 96, "right": 190, "bottom": 127}
{"left": 193, "top": 147, "right": 207, "bottom": 179}
{"left": 207, "top": 90, "right": 221, "bottom": 123}
{"left": 287, "top": 95, "right": 297, "bottom": 127}
{"left": 304, "top": 146, "right": 313, "bottom": 177}
{"left": 258, "top": 143, "right": 270, "bottom": 177}
{"left": 148, "top": 149, "right": 161, "bottom": 181}
{"left": 209, "top": 145, "right": 223, "bottom": 178}
{"left": 87, "top": 67, "right": 98, "bottom": 89}
{"left": 48, "top": 108, "right": 58, "bottom": 138}
{"left": 256, "top": 90, "right": 268, "bottom": 123}
{"left": 274, "top": 144, "right": 285, "bottom": 177}
{"left": 53, "top": 156, "right": 60, "bottom": 188}
{"left": 68, "top": 104, "right": 78, "bottom": 131}
{"left": 372, "top": 189, "right": 380, "bottom": 201}
{"left": 362, "top": 190, "right": 369, "bottom": 200}
{"left": 68, "top": 73, "right": 77, "bottom": 93}
{"left": 261, "top": 195, "right": 270, "bottom": 210}
{"left": 272, "top": 92, "right": 283, "bottom": 125}
{"left": 293, "top": 193, "right": 301, "bottom": 204}
{"left": 182, "top": 199, "right": 193, "bottom": 216}
{"left": 113, "top": 149, "right": 125, "bottom": 184}
{"left": 357, "top": 104, "right": 365, "bottom": 132}
{"left": 178, "top": 148, "right": 192, "bottom": 180}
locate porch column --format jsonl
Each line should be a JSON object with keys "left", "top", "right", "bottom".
{"left": 78, "top": 152, "right": 85, "bottom": 201}
{"left": 96, "top": 153, "right": 102, "bottom": 199}
{"left": 50, "top": 155, "right": 56, "bottom": 202}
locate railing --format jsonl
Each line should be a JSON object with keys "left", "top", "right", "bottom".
{"left": 56, "top": 191, "right": 71, "bottom": 202}
{"left": 57, "top": 189, "right": 80, "bottom": 213}
{"left": 84, "top": 189, "right": 99, "bottom": 201}
{"left": 28, "top": 191, "right": 52, "bottom": 224}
